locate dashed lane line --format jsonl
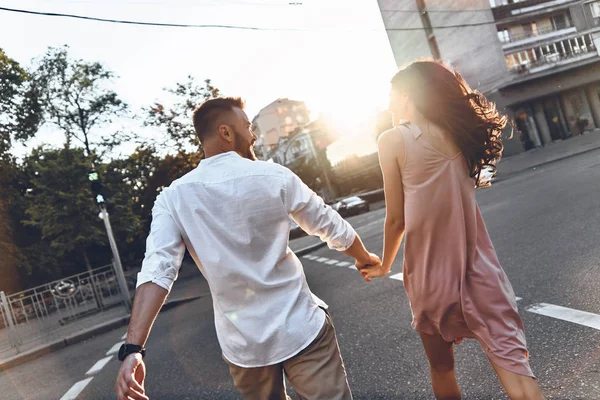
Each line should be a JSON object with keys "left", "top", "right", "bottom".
{"left": 389, "top": 272, "right": 403, "bottom": 281}
{"left": 527, "top": 303, "right": 600, "bottom": 331}
{"left": 86, "top": 356, "right": 114, "bottom": 376}
{"left": 59, "top": 377, "right": 94, "bottom": 400}
{"left": 106, "top": 340, "right": 125, "bottom": 356}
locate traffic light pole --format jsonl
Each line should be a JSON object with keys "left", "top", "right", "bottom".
{"left": 99, "top": 203, "right": 132, "bottom": 312}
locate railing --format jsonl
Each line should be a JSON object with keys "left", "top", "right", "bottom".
{"left": 508, "top": 35, "right": 597, "bottom": 74}
{"left": 500, "top": 22, "right": 573, "bottom": 43}
{"left": 492, "top": 0, "right": 575, "bottom": 19}
{"left": 0, "top": 264, "right": 133, "bottom": 355}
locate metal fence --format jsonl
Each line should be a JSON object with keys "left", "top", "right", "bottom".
{"left": 0, "top": 264, "right": 131, "bottom": 355}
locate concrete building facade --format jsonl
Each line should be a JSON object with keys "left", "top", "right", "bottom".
{"left": 377, "top": 0, "right": 600, "bottom": 156}
{"left": 492, "top": 0, "right": 600, "bottom": 150}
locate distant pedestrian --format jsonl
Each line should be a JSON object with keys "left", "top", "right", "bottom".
{"left": 115, "top": 97, "right": 380, "bottom": 400}
{"left": 359, "top": 60, "right": 545, "bottom": 400}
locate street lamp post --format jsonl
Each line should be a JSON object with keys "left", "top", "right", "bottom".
{"left": 98, "top": 202, "right": 132, "bottom": 312}
{"left": 88, "top": 170, "right": 132, "bottom": 312}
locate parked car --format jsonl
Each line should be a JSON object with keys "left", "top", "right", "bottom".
{"left": 333, "top": 196, "right": 370, "bottom": 218}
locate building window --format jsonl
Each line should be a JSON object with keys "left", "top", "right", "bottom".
{"left": 285, "top": 116, "right": 293, "bottom": 124}
{"left": 551, "top": 13, "right": 570, "bottom": 30}
{"left": 590, "top": 1, "right": 600, "bottom": 18}
{"left": 296, "top": 115, "right": 304, "bottom": 123}
{"left": 497, "top": 29, "right": 510, "bottom": 42}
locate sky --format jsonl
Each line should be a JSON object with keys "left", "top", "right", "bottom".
{"left": 1, "top": 0, "right": 398, "bottom": 164}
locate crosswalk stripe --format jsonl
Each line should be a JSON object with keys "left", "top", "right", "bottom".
{"left": 59, "top": 377, "right": 93, "bottom": 400}
{"left": 106, "top": 341, "right": 125, "bottom": 356}
{"left": 389, "top": 272, "right": 403, "bottom": 281}
{"left": 302, "top": 255, "right": 312, "bottom": 259}
{"left": 337, "top": 261, "right": 351, "bottom": 267}
{"left": 326, "top": 259, "right": 340, "bottom": 265}
{"left": 316, "top": 257, "right": 329, "bottom": 263}
{"left": 86, "top": 356, "right": 113, "bottom": 375}
{"left": 527, "top": 303, "right": 600, "bottom": 331}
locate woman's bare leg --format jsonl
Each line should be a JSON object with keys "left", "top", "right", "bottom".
{"left": 419, "top": 332, "right": 461, "bottom": 400}
{"left": 490, "top": 361, "right": 544, "bottom": 400}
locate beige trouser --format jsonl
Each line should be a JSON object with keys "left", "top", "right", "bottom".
{"left": 224, "top": 311, "right": 353, "bottom": 400}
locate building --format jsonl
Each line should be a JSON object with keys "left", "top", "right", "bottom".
{"left": 251, "top": 99, "right": 310, "bottom": 158}
{"left": 492, "top": 0, "right": 600, "bottom": 150}
{"left": 377, "top": 0, "right": 508, "bottom": 93}
{"left": 376, "top": 0, "right": 600, "bottom": 155}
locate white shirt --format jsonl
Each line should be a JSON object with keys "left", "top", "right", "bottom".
{"left": 137, "top": 151, "right": 356, "bottom": 367}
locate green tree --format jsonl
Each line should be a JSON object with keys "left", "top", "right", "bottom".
{"left": 32, "top": 45, "right": 128, "bottom": 158}
{"left": 22, "top": 146, "right": 107, "bottom": 276}
{"left": 0, "top": 48, "right": 43, "bottom": 293}
{"left": 145, "top": 76, "right": 219, "bottom": 170}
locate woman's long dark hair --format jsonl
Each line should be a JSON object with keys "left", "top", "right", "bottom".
{"left": 391, "top": 60, "right": 507, "bottom": 187}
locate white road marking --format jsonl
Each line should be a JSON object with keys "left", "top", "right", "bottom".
{"left": 121, "top": 332, "right": 127, "bottom": 340}
{"left": 86, "top": 356, "right": 114, "bottom": 376}
{"left": 316, "top": 257, "right": 329, "bottom": 263}
{"left": 516, "top": 297, "right": 522, "bottom": 302}
{"left": 59, "top": 377, "right": 94, "bottom": 400}
{"left": 337, "top": 261, "right": 351, "bottom": 267}
{"left": 107, "top": 341, "right": 125, "bottom": 356}
{"left": 527, "top": 303, "right": 600, "bottom": 331}
{"left": 389, "top": 272, "right": 403, "bottom": 281}
{"left": 326, "top": 259, "right": 340, "bottom": 265}
{"left": 302, "top": 255, "right": 312, "bottom": 259}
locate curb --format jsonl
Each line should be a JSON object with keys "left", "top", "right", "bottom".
{"left": 495, "top": 144, "right": 600, "bottom": 183}
{"left": 293, "top": 242, "right": 328, "bottom": 257}
{"left": 0, "top": 294, "right": 205, "bottom": 371}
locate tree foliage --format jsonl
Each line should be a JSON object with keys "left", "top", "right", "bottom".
{"left": 32, "top": 46, "right": 128, "bottom": 157}
{"left": 145, "top": 76, "right": 219, "bottom": 165}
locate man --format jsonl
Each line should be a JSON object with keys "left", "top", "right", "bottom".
{"left": 115, "top": 97, "right": 380, "bottom": 400}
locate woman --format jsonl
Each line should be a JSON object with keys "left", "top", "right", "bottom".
{"left": 360, "top": 60, "right": 544, "bottom": 400}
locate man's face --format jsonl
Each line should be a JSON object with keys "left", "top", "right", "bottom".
{"left": 231, "top": 107, "right": 258, "bottom": 161}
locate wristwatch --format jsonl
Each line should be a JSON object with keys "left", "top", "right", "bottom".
{"left": 118, "top": 343, "right": 146, "bottom": 361}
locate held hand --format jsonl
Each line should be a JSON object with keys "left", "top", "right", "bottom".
{"left": 116, "top": 353, "right": 148, "bottom": 400}
{"left": 355, "top": 252, "right": 381, "bottom": 270}
{"left": 359, "top": 264, "right": 390, "bottom": 282}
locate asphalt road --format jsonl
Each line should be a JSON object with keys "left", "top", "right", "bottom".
{"left": 2, "top": 148, "right": 600, "bottom": 399}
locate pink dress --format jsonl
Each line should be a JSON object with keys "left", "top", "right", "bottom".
{"left": 396, "top": 122, "right": 534, "bottom": 377}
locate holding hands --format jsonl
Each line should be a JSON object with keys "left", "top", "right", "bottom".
{"left": 355, "top": 253, "right": 389, "bottom": 283}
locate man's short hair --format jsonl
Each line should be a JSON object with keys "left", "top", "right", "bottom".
{"left": 192, "top": 97, "right": 245, "bottom": 143}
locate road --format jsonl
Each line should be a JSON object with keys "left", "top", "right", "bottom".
{"left": 2, "top": 148, "right": 600, "bottom": 399}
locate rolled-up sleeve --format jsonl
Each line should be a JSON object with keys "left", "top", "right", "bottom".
{"left": 283, "top": 168, "right": 356, "bottom": 251}
{"left": 136, "top": 191, "right": 186, "bottom": 293}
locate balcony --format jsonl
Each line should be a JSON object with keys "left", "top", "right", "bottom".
{"left": 500, "top": 23, "right": 575, "bottom": 47}
{"left": 492, "top": 0, "right": 576, "bottom": 20}
{"left": 506, "top": 33, "right": 598, "bottom": 76}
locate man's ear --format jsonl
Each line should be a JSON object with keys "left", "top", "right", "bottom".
{"left": 218, "top": 124, "right": 233, "bottom": 143}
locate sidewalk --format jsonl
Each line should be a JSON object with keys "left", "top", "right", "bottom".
{"left": 497, "top": 129, "right": 600, "bottom": 179}
{"left": 0, "top": 265, "right": 209, "bottom": 371}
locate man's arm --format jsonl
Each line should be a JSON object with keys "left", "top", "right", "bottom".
{"left": 283, "top": 168, "right": 377, "bottom": 267}
{"left": 125, "top": 283, "right": 169, "bottom": 347}
{"left": 116, "top": 192, "right": 185, "bottom": 400}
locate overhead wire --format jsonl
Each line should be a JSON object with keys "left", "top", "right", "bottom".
{"left": 0, "top": 5, "right": 507, "bottom": 31}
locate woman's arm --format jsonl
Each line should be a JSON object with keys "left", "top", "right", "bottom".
{"left": 361, "top": 129, "right": 406, "bottom": 281}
